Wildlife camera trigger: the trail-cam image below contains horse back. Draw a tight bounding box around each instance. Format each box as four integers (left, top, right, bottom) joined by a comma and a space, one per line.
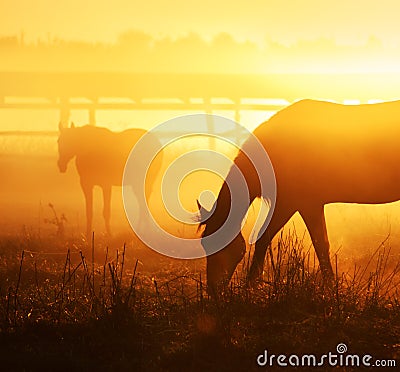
252, 99, 400, 205
75, 127, 149, 187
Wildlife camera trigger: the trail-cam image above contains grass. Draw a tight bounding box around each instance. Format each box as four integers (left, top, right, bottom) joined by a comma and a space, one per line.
0, 229, 399, 371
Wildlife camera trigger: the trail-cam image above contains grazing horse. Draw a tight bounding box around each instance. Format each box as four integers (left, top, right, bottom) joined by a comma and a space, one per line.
198, 99, 400, 293
57, 123, 161, 237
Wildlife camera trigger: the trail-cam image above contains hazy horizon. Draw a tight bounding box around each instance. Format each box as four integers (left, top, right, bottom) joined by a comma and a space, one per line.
1, 29, 400, 74
2, 1, 400, 47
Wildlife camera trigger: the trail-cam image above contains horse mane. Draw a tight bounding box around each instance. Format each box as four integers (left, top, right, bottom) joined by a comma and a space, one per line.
199, 183, 230, 238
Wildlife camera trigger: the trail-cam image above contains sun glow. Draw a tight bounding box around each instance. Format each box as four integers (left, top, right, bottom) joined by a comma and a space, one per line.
2, 1, 400, 240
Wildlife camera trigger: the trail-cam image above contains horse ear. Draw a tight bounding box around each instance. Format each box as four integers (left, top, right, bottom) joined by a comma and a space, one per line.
197, 199, 212, 222
70, 122, 75, 129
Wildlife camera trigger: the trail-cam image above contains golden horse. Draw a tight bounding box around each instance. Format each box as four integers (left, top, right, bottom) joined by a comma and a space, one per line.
199, 99, 400, 292
57, 123, 161, 237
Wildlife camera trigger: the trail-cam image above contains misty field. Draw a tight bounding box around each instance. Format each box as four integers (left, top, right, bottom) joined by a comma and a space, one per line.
0, 228, 399, 371
1, 137, 400, 371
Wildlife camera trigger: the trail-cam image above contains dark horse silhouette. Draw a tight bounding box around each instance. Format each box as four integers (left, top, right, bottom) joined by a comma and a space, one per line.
198, 99, 400, 292
57, 123, 161, 237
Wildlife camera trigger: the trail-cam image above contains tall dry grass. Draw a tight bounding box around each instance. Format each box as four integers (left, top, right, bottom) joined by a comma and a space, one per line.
0, 229, 399, 370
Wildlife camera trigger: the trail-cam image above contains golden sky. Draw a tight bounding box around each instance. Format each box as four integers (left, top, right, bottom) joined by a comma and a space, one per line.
3, 1, 400, 243
2, 0, 400, 46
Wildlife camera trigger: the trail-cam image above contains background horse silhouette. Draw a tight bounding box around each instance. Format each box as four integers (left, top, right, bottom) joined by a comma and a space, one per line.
58, 123, 161, 237
198, 99, 400, 293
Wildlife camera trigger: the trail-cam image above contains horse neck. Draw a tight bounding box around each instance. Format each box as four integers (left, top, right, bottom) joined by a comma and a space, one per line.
69, 130, 83, 157
204, 151, 260, 236
71, 127, 97, 156
204, 181, 233, 236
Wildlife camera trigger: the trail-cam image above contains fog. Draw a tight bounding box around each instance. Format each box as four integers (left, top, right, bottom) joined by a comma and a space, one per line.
2, 124, 400, 272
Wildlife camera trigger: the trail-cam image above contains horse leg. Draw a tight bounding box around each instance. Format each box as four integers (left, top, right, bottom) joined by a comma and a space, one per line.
299, 204, 334, 281
134, 180, 154, 229
248, 202, 295, 284
102, 185, 112, 236
81, 182, 93, 239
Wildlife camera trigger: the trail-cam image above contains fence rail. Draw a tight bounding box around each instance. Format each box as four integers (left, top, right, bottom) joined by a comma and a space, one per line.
1, 71, 400, 126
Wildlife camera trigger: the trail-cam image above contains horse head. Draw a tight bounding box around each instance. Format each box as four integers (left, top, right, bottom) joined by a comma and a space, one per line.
57, 122, 76, 173
197, 199, 246, 295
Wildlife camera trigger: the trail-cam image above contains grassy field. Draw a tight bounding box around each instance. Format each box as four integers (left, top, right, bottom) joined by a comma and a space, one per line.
0, 229, 399, 371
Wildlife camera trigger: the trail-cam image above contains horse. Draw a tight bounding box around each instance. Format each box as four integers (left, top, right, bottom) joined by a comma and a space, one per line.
198, 98, 400, 293
57, 122, 161, 238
